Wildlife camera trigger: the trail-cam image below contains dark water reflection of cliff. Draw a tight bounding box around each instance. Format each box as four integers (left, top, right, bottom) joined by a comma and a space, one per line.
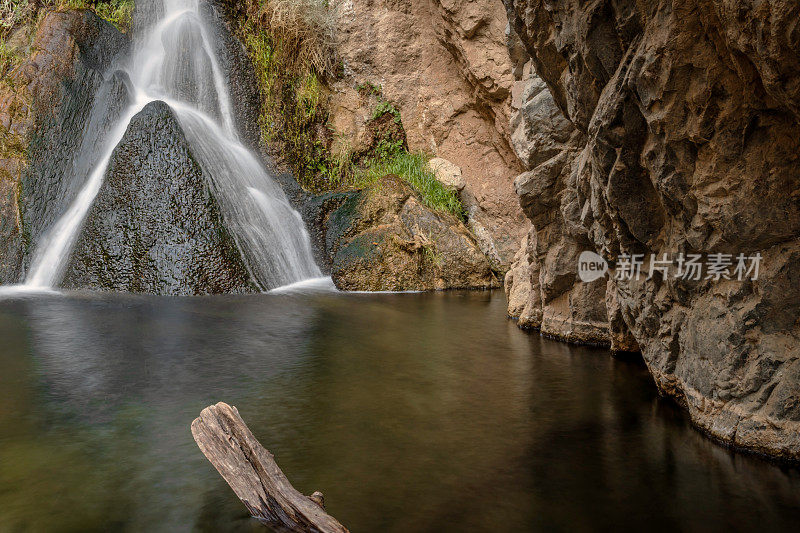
0, 291, 798, 531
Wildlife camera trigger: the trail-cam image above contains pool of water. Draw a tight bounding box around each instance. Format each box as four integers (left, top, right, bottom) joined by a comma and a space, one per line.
0, 290, 798, 531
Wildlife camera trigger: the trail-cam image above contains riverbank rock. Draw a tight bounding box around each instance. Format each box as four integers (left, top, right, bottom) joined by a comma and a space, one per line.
62, 101, 256, 295
306, 175, 497, 291
502, 52, 612, 346
505, 0, 800, 460
0, 9, 129, 284
328, 0, 527, 271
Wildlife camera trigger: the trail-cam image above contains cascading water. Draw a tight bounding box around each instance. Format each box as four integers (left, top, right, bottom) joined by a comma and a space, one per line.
19, 0, 323, 291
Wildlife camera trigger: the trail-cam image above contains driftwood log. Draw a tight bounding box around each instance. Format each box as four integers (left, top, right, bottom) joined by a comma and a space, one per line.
191, 402, 349, 533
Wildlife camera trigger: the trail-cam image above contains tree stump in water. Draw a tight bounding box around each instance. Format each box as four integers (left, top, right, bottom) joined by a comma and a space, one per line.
191, 402, 349, 533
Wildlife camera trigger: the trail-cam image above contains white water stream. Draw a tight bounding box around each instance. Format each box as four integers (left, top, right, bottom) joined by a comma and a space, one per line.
17, 0, 322, 292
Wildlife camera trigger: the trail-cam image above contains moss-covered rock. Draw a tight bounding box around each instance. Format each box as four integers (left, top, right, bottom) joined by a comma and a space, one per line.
307, 174, 498, 291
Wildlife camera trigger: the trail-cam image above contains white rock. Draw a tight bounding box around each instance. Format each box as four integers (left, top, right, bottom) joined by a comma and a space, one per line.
428, 157, 466, 191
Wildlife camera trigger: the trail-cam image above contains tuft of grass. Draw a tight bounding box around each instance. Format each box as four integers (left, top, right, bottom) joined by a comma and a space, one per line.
353, 140, 465, 218
0, 0, 31, 74
0, 39, 21, 75
94, 0, 134, 32
422, 240, 443, 268
247, 0, 336, 77
0, 0, 28, 33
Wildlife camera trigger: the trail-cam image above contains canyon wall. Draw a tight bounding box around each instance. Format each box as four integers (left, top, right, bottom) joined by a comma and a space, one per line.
328, 0, 527, 271
504, 0, 800, 460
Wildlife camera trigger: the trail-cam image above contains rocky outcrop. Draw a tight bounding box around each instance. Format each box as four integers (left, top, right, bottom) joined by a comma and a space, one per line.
62, 101, 257, 295
0, 9, 129, 284
306, 174, 497, 291
503, 57, 613, 345
329, 0, 527, 271
504, 0, 800, 460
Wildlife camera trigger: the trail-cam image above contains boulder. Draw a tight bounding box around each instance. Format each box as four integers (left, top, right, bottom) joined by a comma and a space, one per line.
428, 157, 465, 192
62, 101, 257, 295
306, 175, 498, 291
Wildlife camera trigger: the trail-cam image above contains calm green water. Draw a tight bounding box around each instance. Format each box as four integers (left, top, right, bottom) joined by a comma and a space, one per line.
0, 290, 798, 532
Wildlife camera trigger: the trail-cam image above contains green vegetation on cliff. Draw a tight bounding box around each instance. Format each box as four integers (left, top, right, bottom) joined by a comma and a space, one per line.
233, 0, 464, 217
0, 0, 36, 164
352, 140, 464, 218
240, 11, 331, 187
1, 0, 34, 75
57, 0, 134, 32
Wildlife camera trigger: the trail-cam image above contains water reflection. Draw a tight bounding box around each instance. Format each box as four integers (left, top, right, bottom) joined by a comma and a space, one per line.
0, 291, 798, 531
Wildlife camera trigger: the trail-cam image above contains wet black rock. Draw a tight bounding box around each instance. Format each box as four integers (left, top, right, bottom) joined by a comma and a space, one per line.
62, 101, 257, 295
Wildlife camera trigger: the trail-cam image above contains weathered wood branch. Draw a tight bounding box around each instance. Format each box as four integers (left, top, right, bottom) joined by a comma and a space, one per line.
191, 402, 349, 533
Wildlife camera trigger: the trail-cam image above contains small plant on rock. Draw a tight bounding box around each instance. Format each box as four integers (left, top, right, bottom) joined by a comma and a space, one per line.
371, 98, 402, 125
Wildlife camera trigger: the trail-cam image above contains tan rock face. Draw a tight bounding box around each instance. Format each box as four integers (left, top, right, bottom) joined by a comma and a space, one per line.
505, 0, 800, 460
503, 50, 612, 345
329, 0, 526, 271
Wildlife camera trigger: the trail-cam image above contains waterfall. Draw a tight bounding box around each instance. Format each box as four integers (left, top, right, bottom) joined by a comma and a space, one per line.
21, 0, 322, 291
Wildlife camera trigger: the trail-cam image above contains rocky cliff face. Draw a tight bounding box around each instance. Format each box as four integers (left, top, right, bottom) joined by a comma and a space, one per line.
329, 0, 527, 271
504, 0, 800, 460
0, 9, 129, 284
503, 59, 617, 347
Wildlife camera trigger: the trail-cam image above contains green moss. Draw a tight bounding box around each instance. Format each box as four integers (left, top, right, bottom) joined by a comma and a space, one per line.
335, 231, 381, 264
0, 40, 21, 75
57, 0, 135, 32
0, 126, 26, 161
